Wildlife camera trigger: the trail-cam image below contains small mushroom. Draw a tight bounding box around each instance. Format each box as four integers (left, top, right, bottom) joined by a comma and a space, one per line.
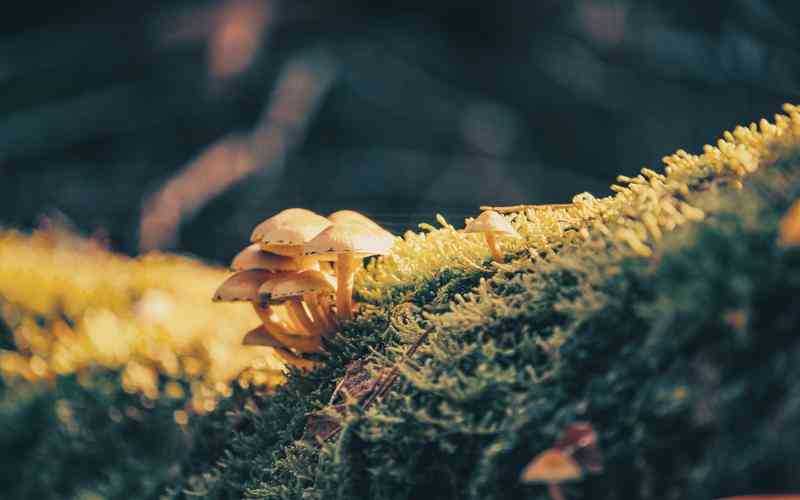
258, 270, 337, 340
464, 210, 521, 262
231, 243, 318, 272
554, 422, 603, 473
250, 302, 326, 353
212, 270, 301, 341
520, 448, 582, 500
212, 269, 277, 302
250, 208, 331, 257
716, 496, 800, 500
779, 199, 800, 247
242, 325, 321, 370
304, 222, 394, 321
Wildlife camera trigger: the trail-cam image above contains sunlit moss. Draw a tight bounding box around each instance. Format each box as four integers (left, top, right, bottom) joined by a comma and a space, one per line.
0, 229, 284, 415
359, 104, 800, 300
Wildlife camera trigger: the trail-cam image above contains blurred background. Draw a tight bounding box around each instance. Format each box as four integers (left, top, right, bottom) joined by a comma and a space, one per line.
0, 0, 798, 264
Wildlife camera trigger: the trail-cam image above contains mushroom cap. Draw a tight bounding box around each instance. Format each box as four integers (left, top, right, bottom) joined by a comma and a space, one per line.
328, 210, 396, 249
716, 497, 800, 500
212, 270, 285, 302
242, 325, 321, 370
258, 270, 336, 302
250, 208, 332, 246
231, 243, 317, 272
303, 222, 394, 260
555, 422, 603, 473
519, 448, 582, 484
242, 325, 283, 348
465, 210, 521, 237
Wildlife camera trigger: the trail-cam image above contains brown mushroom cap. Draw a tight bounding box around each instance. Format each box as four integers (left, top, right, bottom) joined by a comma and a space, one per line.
303, 222, 394, 261
519, 448, 582, 484
242, 325, 321, 370
250, 208, 332, 247
231, 243, 317, 272
258, 270, 336, 302
212, 270, 284, 302
554, 422, 603, 473
465, 210, 521, 237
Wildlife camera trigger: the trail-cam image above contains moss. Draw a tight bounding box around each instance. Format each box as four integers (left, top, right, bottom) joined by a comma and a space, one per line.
163, 109, 800, 499
0, 371, 186, 499
4, 106, 800, 499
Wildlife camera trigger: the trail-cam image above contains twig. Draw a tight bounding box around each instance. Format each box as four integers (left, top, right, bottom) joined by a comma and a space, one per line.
479, 204, 573, 214
321, 329, 431, 441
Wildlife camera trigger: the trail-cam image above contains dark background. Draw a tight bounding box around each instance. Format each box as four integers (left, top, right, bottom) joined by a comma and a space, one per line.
1, 0, 798, 264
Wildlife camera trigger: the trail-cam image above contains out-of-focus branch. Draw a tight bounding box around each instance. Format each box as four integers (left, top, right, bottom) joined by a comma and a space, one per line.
138, 50, 336, 251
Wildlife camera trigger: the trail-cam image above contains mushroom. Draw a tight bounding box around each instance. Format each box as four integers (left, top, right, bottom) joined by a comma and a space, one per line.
242, 325, 321, 371
519, 448, 582, 500
250, 208, 331, 257
212, 269, 276, 303
258, 270, 337, 341
464, 210, 521, 262
554, 422, 603, 473
230, 243, 323, 332
328, 210, 396, 249
231, 243, 318, 272
779, 199, 800, 247
212, 270, 300, 342
304, 222, 394, 321
716, 497, 800, 500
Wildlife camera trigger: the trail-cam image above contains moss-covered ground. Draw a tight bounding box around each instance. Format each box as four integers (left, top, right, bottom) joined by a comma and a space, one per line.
3, 106, 800, 499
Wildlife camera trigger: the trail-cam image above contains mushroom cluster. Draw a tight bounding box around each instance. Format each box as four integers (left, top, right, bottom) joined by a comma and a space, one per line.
213, 208, 394, 370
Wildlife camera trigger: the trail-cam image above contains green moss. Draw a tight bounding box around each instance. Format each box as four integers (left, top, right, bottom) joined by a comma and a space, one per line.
0, 371, 186, 499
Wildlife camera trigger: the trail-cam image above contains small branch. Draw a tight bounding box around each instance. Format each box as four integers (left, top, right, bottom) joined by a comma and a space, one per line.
479, 204, 573, 214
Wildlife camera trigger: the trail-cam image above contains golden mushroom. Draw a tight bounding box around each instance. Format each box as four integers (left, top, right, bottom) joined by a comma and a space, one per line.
258, 270, 337, 340
519, 448, 582, 500
242, 325, 321, 370
227, 245, 315, 333
250, 208, 331, 257
212, 269, 276, 303
231, 243, 318, 272
465, 210, 521, 262
779, 199, 800, 247
304, 222, 394, 321
212, 270, 295, 335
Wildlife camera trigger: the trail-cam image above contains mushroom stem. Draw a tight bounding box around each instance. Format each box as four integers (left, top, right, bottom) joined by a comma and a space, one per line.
252, 303, 295, 337
547, 483, 565, 500
286, 298, 322, 337
335, 253, 357, 320
320, 294, 338, 327
484, 232, 503, 262
271, 303, 306, 333
304, 293, 336, 335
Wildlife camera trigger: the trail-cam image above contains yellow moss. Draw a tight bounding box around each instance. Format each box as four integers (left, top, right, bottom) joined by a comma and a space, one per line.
357, 103, 800, 300
0, 229, 284, 414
